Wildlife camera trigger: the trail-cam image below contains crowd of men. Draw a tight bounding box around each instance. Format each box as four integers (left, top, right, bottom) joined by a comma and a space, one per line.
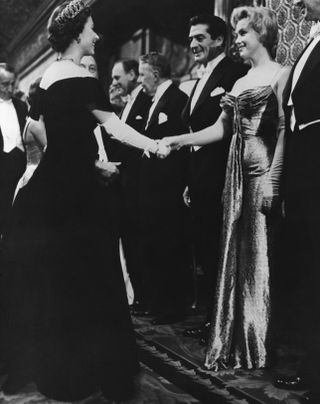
102, 15, 249, 330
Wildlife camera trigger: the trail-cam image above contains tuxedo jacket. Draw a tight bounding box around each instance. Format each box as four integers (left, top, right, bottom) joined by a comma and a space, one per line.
182, 56, 249, 198
140, 83, 188, 231
283, 39, 320, 193
103, 89, 151, 188
0, 97, 27, 155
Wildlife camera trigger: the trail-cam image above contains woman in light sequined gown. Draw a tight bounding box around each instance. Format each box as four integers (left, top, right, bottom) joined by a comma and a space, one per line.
164, 6, 290, 370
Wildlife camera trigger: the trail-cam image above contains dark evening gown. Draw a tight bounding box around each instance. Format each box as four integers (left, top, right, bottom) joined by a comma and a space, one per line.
0, 77, 139, 401
205, 86, 279, 370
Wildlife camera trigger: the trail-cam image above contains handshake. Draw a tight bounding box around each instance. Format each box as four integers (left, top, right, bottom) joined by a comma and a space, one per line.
154, 139, 171, 159
153, 136, 182, 159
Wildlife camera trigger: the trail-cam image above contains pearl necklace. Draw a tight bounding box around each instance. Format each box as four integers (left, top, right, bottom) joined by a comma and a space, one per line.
56, 56, 80, 65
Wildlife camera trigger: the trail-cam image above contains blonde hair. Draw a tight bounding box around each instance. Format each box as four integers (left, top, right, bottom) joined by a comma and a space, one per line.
231, 6, 278, 58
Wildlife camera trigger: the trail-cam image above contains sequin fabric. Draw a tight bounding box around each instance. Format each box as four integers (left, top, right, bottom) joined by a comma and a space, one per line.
205, 86, 279, 370
13, 119, 44, 201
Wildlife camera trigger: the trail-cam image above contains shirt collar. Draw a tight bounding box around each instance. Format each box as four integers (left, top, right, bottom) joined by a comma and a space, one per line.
153, 79, 172, 103
125, 84, 142, 103
130, 84, 142, 100
197, 52, 226, 78
0, 97, 13, 104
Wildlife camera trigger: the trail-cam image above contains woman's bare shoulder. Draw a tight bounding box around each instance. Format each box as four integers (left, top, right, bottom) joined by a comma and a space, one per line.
40, 60, 92, 90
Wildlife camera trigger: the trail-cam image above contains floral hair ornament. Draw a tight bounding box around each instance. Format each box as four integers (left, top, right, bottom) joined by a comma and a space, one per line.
55, 0, 85, 26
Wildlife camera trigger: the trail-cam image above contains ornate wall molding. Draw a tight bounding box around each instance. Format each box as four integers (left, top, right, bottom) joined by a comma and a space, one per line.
8, 0, 97, 75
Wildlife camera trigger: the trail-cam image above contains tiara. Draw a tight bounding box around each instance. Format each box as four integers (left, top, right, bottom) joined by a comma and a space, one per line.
55, 0, 85, 26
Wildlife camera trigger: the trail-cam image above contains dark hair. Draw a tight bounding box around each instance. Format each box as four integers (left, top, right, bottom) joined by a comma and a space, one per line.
0, 62, 15, 75
231, 6, 278, 59
139, 52, 171, 79
48, 1, 91, 53
27, 77, 42, 107
115, 59, 139, 77
189, 14, 227, 47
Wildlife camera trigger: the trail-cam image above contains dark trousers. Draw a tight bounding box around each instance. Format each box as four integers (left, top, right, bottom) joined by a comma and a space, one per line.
285, 189, 320, 391
190, 187, 223, 322
0, 148, 26, 236
139, 193, 190, 317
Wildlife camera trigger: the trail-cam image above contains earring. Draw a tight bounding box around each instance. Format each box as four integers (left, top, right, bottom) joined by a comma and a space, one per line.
76, 37, 80, 44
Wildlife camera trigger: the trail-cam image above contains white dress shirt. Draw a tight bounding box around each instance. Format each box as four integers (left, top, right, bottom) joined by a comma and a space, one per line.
145, 79, 172, 128
288, 35, 320, 131
190, 52, 226, 113
0, 98, 24, 152
121, 85, 143, 123
94, 85, 144, 162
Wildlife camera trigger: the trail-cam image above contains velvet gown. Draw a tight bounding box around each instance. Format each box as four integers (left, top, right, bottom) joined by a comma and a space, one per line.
205, 86, 280, 370
0, 76, 139, 401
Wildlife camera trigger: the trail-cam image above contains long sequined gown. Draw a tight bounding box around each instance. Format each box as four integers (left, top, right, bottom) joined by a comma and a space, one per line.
205, 86, 279, 370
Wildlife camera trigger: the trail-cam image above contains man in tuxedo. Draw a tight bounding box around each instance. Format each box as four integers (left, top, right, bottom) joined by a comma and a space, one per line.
181, 15, 248, 343
0, 63, 26, 237
138, 52, 190, 324
274, 1, 320, 401
107, 59, 152, 314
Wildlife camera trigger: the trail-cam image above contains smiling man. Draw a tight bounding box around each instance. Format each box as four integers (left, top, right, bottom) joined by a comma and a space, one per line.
181, 14, 248, 344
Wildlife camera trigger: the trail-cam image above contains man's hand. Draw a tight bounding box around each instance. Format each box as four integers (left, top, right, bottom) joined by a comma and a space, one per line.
95, 160, 121, 185
163, 135, 184, 151
155, 139, 171, 159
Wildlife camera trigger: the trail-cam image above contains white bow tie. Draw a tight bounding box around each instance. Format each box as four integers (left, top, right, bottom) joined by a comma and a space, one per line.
152, 94, 160, 103
309, 22, 320, 40
196, 65, 207, 79
123, 94, 133, 104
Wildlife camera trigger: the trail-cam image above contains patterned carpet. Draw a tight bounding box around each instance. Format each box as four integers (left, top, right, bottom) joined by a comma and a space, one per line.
133, 310, 308, 404
0, 310, 308, 403
0, 363, 201, 404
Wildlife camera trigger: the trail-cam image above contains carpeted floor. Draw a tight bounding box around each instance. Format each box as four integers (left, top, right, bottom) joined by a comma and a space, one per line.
0, 309, 308, 403
133, 309, 307, 404
0, 363, 201, 404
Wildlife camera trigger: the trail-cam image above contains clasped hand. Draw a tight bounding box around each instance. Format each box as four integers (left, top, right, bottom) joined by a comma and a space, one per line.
155, 139, 171, 159
95, 160, 121, 185
155, 136, 183, 159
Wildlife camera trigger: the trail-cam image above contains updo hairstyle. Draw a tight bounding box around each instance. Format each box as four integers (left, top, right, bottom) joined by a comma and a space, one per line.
27, 77, 42, 108
231, 6, 279, 59
48, 0, 91, 53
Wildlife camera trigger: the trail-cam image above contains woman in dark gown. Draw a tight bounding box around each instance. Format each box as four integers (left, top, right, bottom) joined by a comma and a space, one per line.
0, 1, 160, 401
164, 6, 290, 370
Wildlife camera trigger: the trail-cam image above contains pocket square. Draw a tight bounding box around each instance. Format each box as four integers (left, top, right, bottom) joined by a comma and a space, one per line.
210, 87, 225, 97
158, 112, 168, 124
135, 115, 143, 120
